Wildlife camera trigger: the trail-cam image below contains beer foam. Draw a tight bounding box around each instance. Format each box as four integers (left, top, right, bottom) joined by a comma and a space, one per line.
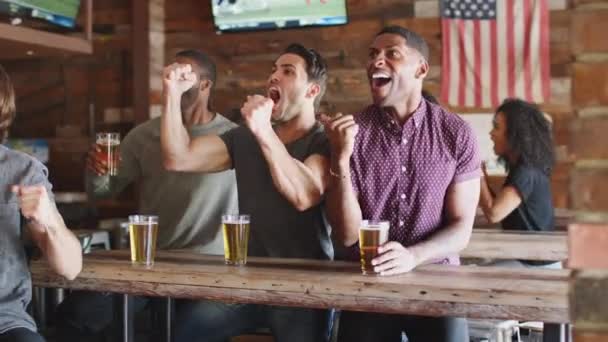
223, 220, 249, 224
97, 138, 120, 146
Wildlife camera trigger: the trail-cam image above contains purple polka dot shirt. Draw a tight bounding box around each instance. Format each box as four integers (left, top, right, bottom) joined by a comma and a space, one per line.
348, 99, 481, 265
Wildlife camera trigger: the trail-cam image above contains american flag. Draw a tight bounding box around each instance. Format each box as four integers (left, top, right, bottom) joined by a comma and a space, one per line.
440, 0, 550, 108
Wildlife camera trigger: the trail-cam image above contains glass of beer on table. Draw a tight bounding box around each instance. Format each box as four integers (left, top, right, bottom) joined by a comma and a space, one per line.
128, 215, 159, 267
222, 214, 250, 265
359, 220, 389, 275
96, 132, 120, 176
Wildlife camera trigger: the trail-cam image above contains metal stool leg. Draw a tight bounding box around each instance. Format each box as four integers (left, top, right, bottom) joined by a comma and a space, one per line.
32, 287, 47, 331
113, 293, 134, 342
152, 297, 174, 342
162, 297, 174, 342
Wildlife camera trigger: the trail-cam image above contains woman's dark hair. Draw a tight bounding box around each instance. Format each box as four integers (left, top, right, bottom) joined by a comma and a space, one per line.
496, 98, 555, 174
283, 43, 328, 110
0, 64, 16, 143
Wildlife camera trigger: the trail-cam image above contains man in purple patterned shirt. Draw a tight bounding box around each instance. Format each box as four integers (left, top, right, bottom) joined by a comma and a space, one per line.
323, 26, 481, 342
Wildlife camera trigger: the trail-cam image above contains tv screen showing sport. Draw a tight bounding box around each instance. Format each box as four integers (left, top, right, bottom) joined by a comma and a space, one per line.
211, 0, 348, 33
0, 0, 81, 28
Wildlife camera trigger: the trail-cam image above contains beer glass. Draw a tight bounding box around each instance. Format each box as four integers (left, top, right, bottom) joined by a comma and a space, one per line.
129, 215, 159, 267
96, 132, 120, 176
222, 214, 250, 265
358, 220, 389, 275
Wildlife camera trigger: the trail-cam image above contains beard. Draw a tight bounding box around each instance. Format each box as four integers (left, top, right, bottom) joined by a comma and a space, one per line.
180, 84, 199, 112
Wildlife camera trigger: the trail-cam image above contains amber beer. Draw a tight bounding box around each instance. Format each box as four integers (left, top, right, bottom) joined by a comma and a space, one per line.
222, 214, 250, 265
129, 215, 159, 267
359, 220, 389, 275
96, 132, 120, 176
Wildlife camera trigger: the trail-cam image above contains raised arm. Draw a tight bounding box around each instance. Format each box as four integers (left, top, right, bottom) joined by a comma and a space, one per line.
242, 95, 329, 211
321, 114, 362, 246
13, 185, 82, 280
160, 63, 231, 172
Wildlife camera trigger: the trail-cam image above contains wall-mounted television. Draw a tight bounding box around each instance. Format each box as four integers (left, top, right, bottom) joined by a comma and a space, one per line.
0, 0, 81, 28
211, 0, 348, 33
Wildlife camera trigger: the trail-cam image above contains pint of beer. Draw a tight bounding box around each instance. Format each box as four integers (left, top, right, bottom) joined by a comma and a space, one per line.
358, 220, 389, 275
222, 214, 250, 265
129, 215, 159, 267
96, 132, 121, 176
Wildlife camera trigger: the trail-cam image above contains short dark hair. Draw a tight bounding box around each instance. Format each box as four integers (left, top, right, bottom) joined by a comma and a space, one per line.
0, 64, 16, 143
283, 43, 328, 110
176, 49, 217, 110
376, 25, 429, 62
496, 98, 555, 174
175, 49, 217, 87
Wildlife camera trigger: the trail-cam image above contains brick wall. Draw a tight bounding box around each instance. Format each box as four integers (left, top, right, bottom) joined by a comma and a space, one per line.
158, 0, 576, 208
568, 0, 608, 340
2, 0, 133, 191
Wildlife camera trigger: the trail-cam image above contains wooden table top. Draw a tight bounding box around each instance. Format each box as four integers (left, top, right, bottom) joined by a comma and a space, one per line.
31, 250, 570, 323
463, 229, 567, 261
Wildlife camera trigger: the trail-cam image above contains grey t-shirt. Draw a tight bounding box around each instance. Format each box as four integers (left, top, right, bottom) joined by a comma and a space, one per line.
219, 124, 333, 260
0, 145, 50, 334
91, 114, 239, 253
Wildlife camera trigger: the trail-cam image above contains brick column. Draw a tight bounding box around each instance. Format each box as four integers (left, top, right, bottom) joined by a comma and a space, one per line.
149, 0, 165, 119
569, 1, 608, 341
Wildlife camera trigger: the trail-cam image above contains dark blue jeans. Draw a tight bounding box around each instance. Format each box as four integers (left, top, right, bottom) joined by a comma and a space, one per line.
173, 299, 327, 342
0, 328, 45, 342
54, 291, 148, 342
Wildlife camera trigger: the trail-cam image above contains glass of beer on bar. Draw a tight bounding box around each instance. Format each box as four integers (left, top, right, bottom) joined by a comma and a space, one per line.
96, 132, 120, 176
222, 214, 250, 265
359, 220, 389, 275
129, 215, 159, 267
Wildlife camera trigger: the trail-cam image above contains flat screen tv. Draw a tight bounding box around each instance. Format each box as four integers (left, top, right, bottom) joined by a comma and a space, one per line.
211, 0, 348, 33
0, 0, 81, 28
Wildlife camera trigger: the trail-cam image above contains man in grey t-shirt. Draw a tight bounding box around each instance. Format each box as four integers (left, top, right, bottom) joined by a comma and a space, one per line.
0, 64, 82, 342
161, 44, 332, 342
56, 50, 238, 341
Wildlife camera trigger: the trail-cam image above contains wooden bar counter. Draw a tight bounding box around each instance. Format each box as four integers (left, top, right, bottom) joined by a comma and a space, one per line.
463, 229, 568, 261
31, 250, 570, 323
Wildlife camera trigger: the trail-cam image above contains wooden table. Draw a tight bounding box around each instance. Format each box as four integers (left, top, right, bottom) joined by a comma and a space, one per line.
463, 229, 568, 261
474, 208, 572, 231
31, 250, 569, 324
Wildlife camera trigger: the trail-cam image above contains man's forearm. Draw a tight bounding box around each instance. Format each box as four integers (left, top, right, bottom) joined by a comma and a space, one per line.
325, 160, 361, 247
33, 210, 82, 280
256, 131, 324, 211
409, 218, 473, 265
161, 92, 192, 169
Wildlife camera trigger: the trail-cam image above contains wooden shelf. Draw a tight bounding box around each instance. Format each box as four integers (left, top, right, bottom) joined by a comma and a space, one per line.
0, 0, 92, 59
0, 23, 92, 59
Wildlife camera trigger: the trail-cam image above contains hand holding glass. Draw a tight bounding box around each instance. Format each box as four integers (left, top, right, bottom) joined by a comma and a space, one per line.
358, 220, 389, 275
95, 132, 120, 176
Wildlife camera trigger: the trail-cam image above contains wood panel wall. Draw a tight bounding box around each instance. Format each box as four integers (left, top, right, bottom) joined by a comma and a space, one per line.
2, 0, 133, 191
162, 0, 574, 208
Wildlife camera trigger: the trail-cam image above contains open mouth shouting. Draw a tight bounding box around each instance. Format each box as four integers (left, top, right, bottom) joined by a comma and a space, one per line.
370, 70, 392, 90
267, 86, 282, 111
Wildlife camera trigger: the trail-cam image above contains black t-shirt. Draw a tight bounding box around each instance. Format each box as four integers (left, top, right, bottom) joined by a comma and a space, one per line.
501, 164, 555, 265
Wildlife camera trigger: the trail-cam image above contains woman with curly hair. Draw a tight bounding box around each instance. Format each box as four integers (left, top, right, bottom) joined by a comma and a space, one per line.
480, 98, 557, 264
